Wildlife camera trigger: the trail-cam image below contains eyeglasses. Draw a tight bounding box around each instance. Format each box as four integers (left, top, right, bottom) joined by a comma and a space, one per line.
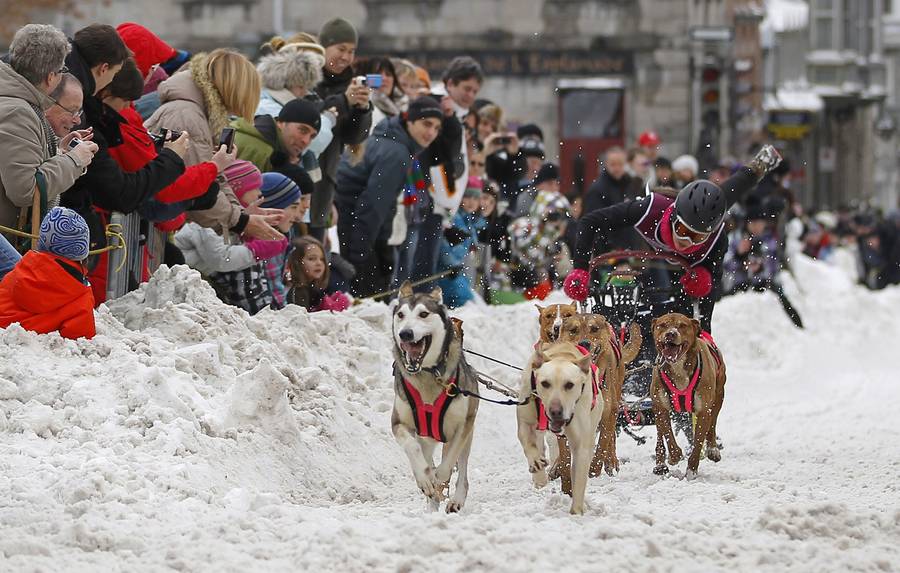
51, 98, 82, 118
56, 65, 69, 75
672, 217, 711, 245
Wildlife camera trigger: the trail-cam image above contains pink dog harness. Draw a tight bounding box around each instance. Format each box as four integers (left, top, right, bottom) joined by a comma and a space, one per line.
659, 331, 722, 413
532, 345, 601, 433
400, 369, 459, 443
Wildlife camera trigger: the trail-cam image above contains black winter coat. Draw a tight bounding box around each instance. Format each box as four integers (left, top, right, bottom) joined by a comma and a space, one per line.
311, 67, 374, 228
582, 170, 639, 216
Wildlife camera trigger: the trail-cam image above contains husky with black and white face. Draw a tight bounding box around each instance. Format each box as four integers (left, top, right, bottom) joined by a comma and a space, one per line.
392, 287, 449, 374
390, 282, 480, 514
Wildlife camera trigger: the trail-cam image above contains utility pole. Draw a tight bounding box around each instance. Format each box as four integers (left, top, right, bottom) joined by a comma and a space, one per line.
273, 0, 284, 35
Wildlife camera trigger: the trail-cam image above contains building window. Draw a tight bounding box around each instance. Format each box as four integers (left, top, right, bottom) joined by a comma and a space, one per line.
813, 66, 839, 85
815, 17, 834, 49
812, 0, 837, 50
843, 0, 860, 52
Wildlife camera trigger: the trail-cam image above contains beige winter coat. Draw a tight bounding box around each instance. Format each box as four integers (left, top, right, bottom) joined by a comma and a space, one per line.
0, 61, 83, 230
144, 55, 242, 233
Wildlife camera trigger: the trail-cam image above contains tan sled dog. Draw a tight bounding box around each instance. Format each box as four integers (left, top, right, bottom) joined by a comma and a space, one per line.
557, 314, 642, 477
650, 312, 726, 478
517, 342, 601, 515
391, 283, 479, 512
535, 303, 579, 343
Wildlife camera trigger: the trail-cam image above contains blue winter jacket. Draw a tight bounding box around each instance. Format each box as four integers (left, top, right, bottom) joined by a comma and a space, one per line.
334, 116, 423, 263
438, 209, 486, 308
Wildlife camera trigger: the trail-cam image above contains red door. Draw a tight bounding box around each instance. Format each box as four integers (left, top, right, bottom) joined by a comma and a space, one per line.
557, 87, 626, 198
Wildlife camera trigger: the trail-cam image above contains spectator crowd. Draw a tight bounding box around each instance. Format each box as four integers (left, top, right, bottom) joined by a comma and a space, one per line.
0, 18, 897, 340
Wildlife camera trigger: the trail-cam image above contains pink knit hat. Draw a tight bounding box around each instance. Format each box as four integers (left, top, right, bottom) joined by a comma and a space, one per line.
463, 175, 483, 198
223, 160, 263, 203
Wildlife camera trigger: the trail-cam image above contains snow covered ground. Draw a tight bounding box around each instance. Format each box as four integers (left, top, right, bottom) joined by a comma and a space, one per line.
1, 258, 898, 572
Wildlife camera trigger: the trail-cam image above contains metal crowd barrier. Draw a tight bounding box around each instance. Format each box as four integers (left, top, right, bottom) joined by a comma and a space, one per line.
105, 211, 167, 302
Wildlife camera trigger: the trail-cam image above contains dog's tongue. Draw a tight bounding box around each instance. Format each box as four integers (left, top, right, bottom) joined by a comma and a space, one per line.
661, 342, 681, 362
401, 340, 425, 364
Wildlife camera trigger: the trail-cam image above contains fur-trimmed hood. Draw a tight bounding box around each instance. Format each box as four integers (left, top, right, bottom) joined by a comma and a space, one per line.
257, 49, 324, 93
154, 52, 231, 142
189, 53, 231, 140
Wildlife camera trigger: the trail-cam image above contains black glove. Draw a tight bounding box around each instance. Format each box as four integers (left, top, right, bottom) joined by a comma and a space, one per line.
443, 226, 468, 246
187, 182, 220, 211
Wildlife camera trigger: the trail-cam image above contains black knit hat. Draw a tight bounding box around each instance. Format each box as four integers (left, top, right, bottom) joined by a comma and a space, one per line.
319, 18, 358, 48
405, 96, 443, 123
533, 162, 560, 186
517, 123, 544, 142
277, 99, 321, 132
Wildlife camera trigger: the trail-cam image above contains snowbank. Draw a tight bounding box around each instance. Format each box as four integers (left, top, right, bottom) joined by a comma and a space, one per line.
0, 260, 898, 572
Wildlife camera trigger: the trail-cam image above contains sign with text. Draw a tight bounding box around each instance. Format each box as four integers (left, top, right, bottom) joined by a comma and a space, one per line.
381, 49, 633, 77
766, 110, 813, 140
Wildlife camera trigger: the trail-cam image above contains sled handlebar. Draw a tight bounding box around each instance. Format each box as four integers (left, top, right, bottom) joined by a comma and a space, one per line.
589, 250, 691, 272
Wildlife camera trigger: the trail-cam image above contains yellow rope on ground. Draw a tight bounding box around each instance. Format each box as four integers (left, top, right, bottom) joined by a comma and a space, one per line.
0, 222, 128, 272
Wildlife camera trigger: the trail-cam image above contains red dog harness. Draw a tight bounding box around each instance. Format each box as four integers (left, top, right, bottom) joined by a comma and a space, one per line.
400, 367, 459, 443
532, 345, 601, 433
659, 331, 722, 413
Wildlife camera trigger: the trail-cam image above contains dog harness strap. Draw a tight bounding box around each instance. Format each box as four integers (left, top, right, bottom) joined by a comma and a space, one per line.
607, 325, 622, 363
531, 373, 549, 432
700, 331, 723, 370
659, 356, 702, 413
592, 370, 603, 411
574, 344, 603, 405
401, 376, 457, 442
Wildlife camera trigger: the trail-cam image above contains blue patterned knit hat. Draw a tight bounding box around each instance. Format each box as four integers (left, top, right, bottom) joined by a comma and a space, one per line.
38, 207, 90, 261
260, 172, 302, 209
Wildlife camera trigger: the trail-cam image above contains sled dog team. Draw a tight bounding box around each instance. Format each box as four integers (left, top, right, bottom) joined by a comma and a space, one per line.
390, 283, 727, 515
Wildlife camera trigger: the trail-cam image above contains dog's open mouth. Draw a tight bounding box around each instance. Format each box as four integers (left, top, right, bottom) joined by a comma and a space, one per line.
548, 419, 565, 434
657, 340, 685, 363
548, 414, 573, 434
400, 335, 432, 372
548, 326, 560, 341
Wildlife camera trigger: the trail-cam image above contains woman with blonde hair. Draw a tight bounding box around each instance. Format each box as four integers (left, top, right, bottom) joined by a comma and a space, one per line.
146, 49, 280, 239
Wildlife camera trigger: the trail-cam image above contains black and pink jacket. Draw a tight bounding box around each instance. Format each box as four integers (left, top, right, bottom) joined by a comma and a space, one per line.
572, 166, 761, 330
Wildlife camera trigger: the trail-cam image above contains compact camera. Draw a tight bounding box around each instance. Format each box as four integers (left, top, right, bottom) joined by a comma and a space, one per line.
359, 74, 383, 88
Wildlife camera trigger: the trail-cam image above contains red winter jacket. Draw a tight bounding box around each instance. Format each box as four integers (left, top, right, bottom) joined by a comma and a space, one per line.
109, 106, 218, 204
0, 251, 96, 339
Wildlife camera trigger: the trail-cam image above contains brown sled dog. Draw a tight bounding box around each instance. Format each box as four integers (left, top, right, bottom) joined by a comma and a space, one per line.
650, 312, 726, 479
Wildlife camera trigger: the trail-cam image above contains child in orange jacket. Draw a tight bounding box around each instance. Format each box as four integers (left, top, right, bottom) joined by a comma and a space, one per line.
0, 207, 96, 339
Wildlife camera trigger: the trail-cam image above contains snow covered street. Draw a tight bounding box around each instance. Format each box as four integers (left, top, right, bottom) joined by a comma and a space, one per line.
1, 258, 898, 572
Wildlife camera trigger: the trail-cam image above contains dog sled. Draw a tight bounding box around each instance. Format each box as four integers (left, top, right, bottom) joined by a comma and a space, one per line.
585, 250, 700, 445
